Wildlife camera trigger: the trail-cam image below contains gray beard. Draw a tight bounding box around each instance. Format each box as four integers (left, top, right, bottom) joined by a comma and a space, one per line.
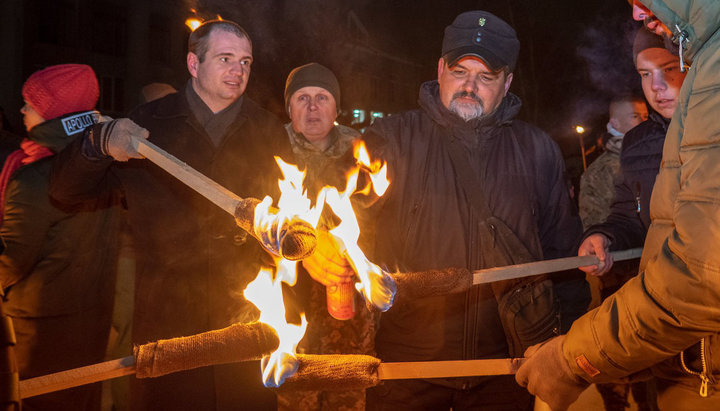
449, 99, 484, 122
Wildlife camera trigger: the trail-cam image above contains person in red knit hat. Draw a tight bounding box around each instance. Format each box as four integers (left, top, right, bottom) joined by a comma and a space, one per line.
0, 63, 123, 411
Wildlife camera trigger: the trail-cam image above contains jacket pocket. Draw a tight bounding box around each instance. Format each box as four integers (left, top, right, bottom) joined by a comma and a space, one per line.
496, 278, 560, 357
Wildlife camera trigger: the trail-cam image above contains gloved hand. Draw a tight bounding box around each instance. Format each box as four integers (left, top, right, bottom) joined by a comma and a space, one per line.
515, 335, 590, 411
85, 118, 149, 161
302, 229, 355, 287
578, 233, 613, 276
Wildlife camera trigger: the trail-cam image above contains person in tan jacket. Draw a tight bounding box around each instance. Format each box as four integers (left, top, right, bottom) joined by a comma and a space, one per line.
516, 1, 720, 409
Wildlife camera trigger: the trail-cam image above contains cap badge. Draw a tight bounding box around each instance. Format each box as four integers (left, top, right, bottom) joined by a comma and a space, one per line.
478, 18, 486, 26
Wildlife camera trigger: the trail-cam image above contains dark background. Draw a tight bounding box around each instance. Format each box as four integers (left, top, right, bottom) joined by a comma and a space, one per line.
0, 0, 645, 171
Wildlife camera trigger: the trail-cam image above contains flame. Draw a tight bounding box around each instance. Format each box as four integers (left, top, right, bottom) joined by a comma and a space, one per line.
185, 17, 202, 31
575, 125, 585, 134
323, 169, 396, 312
253, 158, 324, 256
244, 260, 307, 387
354, 141, 389, 196
244, 145, 394, 387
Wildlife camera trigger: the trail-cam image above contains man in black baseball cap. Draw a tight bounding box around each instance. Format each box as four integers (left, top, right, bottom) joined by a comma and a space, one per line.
435, 10, 521, 122
442, 10, 520, 72
303, 8, 585, 411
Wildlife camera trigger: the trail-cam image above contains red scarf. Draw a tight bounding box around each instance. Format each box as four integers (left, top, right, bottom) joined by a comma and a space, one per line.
0, 139, 54, 225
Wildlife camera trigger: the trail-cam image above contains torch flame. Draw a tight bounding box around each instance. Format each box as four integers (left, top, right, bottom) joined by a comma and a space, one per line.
354, 141, 389, 196
244, 261, 307, 387
243, 145, 394, 387
322, 162, 396, 312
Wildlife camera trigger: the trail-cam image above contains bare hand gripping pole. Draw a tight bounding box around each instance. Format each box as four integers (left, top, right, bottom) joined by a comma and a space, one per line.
131, 137, 317, 260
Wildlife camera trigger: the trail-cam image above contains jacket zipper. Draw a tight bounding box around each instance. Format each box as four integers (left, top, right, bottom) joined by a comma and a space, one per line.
680, 337, 710, 397
673, 24, 690, 73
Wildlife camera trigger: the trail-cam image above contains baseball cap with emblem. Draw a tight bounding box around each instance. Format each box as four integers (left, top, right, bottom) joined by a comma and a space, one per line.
442, 11, 520, 72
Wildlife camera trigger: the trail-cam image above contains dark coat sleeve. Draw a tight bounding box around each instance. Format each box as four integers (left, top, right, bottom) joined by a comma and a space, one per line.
49, 127, 120, 206
583, 170, 647, 250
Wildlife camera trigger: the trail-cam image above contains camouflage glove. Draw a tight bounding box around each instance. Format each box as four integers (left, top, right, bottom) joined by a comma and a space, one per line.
84, 118, 149, 161
515, 335, 590, 411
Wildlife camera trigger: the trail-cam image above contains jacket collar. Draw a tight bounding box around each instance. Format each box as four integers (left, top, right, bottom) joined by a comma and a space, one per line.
150, 82, 264, 130
418, 80, 521, 131
29, 110, 101, 153
649, 111, 671, 131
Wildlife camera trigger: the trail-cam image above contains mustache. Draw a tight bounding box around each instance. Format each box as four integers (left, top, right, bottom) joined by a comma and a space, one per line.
451, 91, 483, 104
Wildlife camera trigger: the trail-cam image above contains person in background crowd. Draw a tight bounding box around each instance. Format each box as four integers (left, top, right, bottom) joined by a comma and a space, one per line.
517, 1, 720, 409
579, 94, 647, 231
140, 82, 177, 104
0, 64, 122, 411
276, 62, 373, 411
578, 94, 647, 310
50, 20, 291, 410
305, 10, 586, 410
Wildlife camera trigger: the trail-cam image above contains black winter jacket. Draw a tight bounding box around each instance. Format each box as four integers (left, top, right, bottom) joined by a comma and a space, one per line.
1, 112, 122, 318
364, 81, 583, 378
50, 89, 291, 409
584, 112, 668, 250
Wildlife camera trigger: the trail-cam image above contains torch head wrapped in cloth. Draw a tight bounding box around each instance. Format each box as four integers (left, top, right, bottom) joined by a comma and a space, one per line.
234, 197, 317, 261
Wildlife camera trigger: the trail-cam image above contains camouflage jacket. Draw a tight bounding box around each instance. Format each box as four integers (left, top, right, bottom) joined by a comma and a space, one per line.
578, 150, 621, 230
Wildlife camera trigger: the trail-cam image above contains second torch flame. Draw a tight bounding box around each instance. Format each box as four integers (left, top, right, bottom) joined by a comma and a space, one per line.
244, 141, 394, 387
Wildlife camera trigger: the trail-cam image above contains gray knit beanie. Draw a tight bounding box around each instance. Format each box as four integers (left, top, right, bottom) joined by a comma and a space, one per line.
284, 63, 340, 112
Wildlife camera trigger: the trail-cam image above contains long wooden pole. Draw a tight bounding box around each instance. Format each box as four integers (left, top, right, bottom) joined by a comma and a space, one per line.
133, 137, 241, 216
378, 358, 523, 380
19, 356, 136, 399
19, 357, 522, 399
473, 247, 643, 285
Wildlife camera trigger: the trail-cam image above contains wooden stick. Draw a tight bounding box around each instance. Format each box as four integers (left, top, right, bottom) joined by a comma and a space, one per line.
378, 358, 523, 380
20, 356, 136, 399
132, 137, 317, 260
20, 356, 524, 398
133, 137, 241, 216
473, 247, 643, 285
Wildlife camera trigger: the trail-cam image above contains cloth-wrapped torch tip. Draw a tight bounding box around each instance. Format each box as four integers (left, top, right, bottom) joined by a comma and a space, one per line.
134, 322, 279, 378
276, 354, 382, 392
389, 267, 472, 305
234, 198, 317, 260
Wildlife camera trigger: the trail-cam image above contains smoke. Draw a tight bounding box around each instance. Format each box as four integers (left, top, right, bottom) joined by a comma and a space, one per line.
572, 15, 643, 130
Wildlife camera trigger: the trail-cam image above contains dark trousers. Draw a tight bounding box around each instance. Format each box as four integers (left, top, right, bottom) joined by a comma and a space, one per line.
367, 376, 533, 411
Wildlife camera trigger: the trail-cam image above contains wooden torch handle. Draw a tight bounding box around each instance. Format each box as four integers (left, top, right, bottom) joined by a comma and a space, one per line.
19, 356, 136, 399
473, 247, 643, 285
133, 136, 242, 216
378, 358, 524, 380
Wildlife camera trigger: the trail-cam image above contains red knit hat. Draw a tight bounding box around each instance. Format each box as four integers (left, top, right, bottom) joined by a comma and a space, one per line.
22, 64, 99, 121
